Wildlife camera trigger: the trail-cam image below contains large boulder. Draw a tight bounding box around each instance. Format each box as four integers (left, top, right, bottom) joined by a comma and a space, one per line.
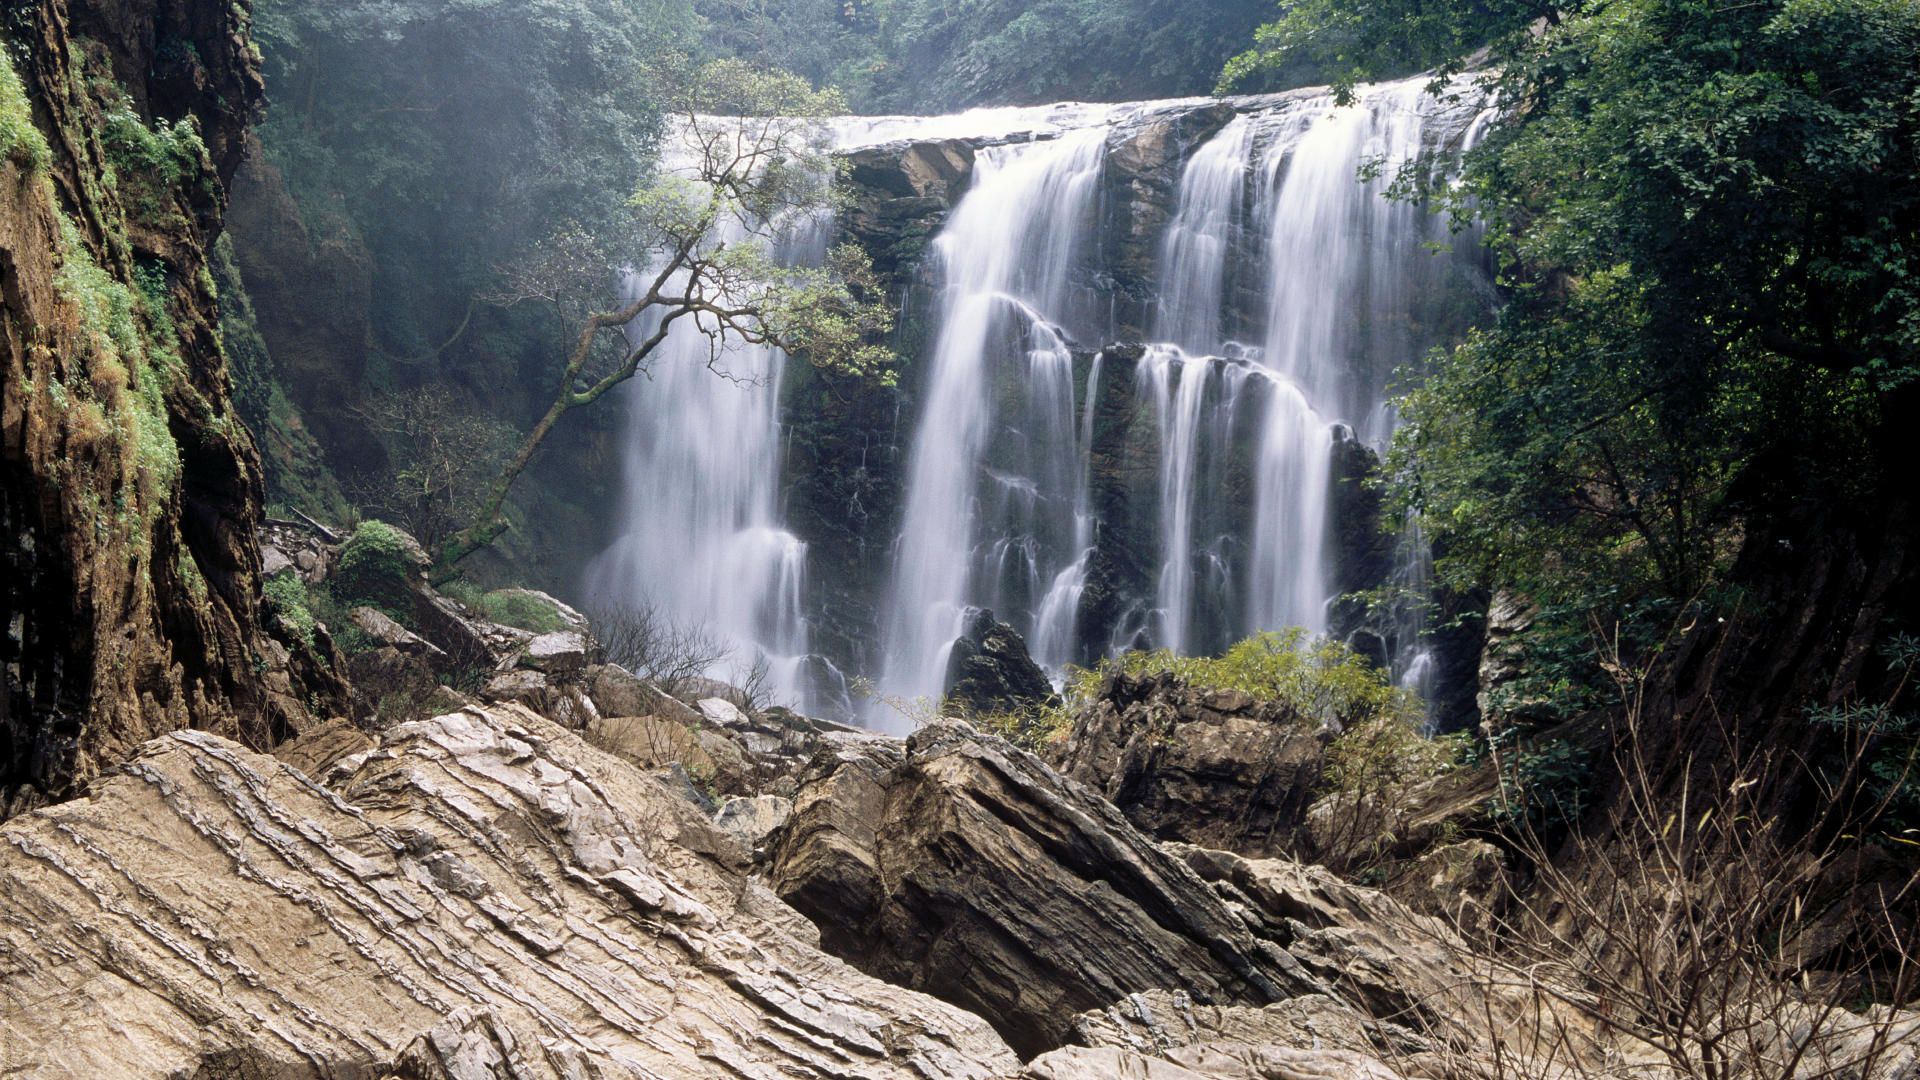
943, 608, 1058, 716
0, 707, 1021, 1079
764, 719, 1318, 1056
1047, 671, 1329, 856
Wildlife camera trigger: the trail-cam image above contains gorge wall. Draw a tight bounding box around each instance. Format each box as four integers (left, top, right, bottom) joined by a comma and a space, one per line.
1, 0, 343, 817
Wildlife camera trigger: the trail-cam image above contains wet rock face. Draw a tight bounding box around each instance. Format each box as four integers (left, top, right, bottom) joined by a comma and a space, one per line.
1047, 672, 1331, 857
943, 608, 1058, 715
0, 706, 1022, 1079
765, 719, 1319, 1057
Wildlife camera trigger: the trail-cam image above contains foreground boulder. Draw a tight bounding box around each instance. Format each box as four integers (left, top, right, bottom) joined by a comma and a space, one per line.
765, 719, 1322, 1056
0, 706, 1020, 1079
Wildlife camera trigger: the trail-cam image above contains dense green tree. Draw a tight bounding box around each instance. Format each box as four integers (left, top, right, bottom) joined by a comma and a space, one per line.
701, 0, 1278, 112
1218, 0, 1556, 102
1364, 0, 1920, 707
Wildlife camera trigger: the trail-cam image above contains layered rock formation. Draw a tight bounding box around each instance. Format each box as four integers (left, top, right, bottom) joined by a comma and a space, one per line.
2, 0, 343, 818
0, 706, 1023, 1078
766, 720, 1317, 1054
6, 697, 1914, 1079
1048, 671, 1329, 856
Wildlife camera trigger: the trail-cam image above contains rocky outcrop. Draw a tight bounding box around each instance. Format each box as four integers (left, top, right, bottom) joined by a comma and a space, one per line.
943, 608, 1058, 715
1048, 672, 1329, 857
2, 0, 346, 818
843, 139, 975, 288
765, 719, 1324, 1056
1476, 589, 1540, 734
0, 705, 1023, 1078
5, 699, 1910, 1079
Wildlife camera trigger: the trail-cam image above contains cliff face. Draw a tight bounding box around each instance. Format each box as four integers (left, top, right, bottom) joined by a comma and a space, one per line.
1, 0, 343, 817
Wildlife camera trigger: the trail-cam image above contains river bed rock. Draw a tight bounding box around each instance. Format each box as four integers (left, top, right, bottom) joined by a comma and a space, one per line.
1048, 671, 1330, 857
0, 706, 1022, 1079
765, 718, 1326, 1056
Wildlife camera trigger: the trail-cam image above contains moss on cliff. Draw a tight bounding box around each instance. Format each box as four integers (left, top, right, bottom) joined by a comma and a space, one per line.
2, 0, 346, 817
0, 52, 49, 173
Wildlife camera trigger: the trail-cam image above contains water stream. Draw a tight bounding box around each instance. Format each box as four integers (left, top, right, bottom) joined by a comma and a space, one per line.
590, 76, 1494, 727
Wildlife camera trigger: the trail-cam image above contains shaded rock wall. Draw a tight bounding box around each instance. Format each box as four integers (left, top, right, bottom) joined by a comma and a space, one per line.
1048, 671, 1330, 856
2, 0, 342, 818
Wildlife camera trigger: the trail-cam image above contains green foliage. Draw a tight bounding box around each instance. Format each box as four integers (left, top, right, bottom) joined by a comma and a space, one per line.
254, 0, 695, 362
48, 209, 184, 540
438, 57, 895, 571
262, 572, 318, 650
1369, 0, 1920, 712
1325, 717, 1473, 796
100, 107, 212, 189
333, 520, 420, 604
353, 386, 520, 551
1489, 733, 1595, 835
702, 0, 1276, 111
441, 582, 570, 634
1218, 0, 1552, 102
1808, 633, 1920, 846
1086, 629, 1423, 731
973, 702, 1076, 755
0, 49, 50, 172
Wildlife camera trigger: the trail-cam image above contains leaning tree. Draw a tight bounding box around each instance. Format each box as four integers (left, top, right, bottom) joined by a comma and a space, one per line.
435, 57, 894, 573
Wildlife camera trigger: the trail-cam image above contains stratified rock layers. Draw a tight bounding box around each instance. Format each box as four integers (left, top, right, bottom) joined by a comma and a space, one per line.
764, 720, 1322, 1056
0, 706, 1020, 1079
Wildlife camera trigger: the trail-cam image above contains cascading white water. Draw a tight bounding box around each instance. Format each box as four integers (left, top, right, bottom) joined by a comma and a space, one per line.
584, 213, 829, 710
865, 77, 1492, 713
585, 77, 1492, 725
1143, 115, 1252, 654
877, 128, 1109, 713
1153, 116, 1253, 355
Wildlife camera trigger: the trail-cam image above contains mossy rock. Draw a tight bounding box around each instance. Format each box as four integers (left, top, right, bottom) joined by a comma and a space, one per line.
332, 520, 429, 606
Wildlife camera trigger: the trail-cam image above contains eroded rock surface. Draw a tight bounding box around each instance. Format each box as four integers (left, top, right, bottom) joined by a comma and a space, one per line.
765, 719, 1322, 1056
0, 706, 1021, 1079
943, 608, 1058, 716
1048, 672, 1329, 857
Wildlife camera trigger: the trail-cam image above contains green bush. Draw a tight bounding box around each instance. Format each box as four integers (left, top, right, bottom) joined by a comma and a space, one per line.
333, 520, 420, 605
262, 572, 317, 650
1489, 734, 1595, 836
974, 702, 1075, 755
1086, 629, 1422, 731
0, 51, 50, 173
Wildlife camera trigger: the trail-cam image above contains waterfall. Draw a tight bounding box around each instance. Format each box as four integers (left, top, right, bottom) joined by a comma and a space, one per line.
877, 128, 1109, 711
583, 76, 1493, 725
862, 77, 1492, 714
1152, 116, 1253, 355
584, 213, 831, 711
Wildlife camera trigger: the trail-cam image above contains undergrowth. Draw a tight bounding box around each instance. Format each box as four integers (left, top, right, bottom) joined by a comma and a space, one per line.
442, 581, 570, 633
959, 629, 1433, 756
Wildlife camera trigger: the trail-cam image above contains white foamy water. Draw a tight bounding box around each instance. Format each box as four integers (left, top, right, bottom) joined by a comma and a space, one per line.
594, 75, 1494, 725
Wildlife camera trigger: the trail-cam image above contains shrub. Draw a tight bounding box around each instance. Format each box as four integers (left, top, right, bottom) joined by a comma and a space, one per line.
1489, 733, 1595, 837
0, 51, 50, 173
975, 702, 1076, 754
1084, 629, 1422, 731
443, 582, 569, 634
262, 572, 317, 650
333, 520, 420, 605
